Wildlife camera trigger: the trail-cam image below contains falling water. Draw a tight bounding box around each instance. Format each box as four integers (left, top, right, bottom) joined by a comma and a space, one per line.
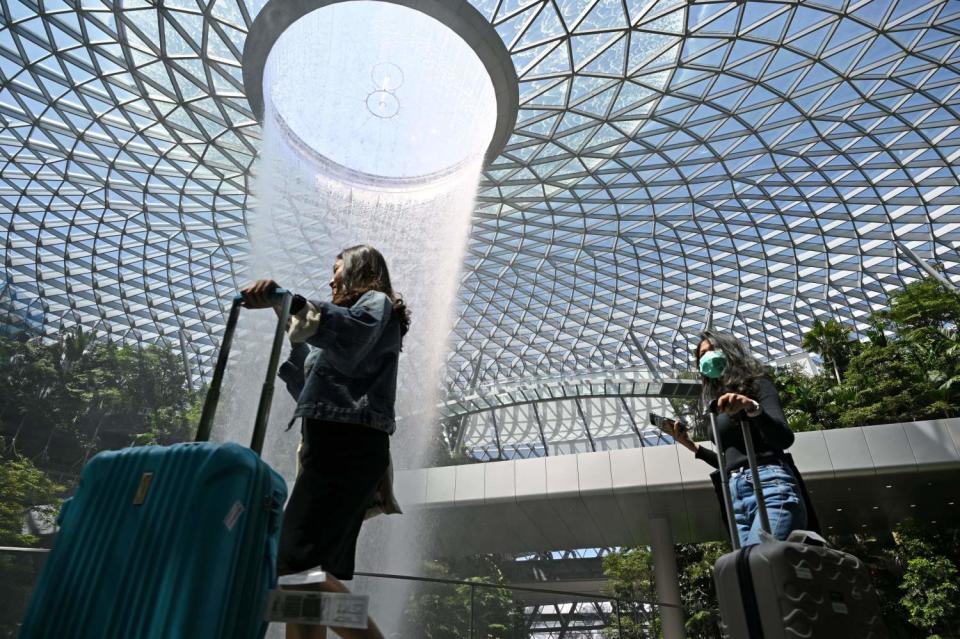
209, 3, 497, 635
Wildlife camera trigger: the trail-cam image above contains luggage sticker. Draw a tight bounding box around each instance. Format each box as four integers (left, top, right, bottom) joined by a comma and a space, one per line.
224, 500, 245, 531
132, 472, 154, 506
794, 565, 813, 580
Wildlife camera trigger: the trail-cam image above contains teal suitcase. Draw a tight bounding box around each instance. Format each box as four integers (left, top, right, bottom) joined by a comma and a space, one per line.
19, 292, 294, 639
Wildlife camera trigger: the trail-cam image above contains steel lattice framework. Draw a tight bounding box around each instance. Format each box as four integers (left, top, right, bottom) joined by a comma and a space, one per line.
2, 0, 960, 454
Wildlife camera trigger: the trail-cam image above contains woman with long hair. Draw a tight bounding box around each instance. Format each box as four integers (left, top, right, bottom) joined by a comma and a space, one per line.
664, 329, 815, 546
241, 244, 410, 639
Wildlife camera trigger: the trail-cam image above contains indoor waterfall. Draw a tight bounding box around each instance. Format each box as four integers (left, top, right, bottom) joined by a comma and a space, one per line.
210, 2, 499, 635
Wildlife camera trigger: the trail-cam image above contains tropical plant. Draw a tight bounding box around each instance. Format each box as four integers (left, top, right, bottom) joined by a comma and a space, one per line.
775, 278, 960, 430
799, 317, 853, 385
676, 542, 728, 638
404, 557, 515, 638
0, 444, 62, 637
602, 546, 660, 638
0, 330, 203, 483
892, 520, 960, 637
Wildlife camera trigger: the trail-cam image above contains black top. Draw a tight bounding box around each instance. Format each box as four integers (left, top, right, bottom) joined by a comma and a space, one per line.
695, 376, 794, 475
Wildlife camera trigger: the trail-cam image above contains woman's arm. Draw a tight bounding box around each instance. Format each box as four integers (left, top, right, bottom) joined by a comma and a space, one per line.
664, 421, 719, 469
277, 342, 310, 400
694, 444, 720, 469
287, 291, 394, 372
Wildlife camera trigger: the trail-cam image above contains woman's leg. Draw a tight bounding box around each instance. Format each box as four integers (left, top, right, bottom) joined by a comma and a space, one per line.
282, 582, 327, 639
284, 578, 384, 639
279, 422, 390, 639
745, 464, 807, 544
729, 473, 755, 547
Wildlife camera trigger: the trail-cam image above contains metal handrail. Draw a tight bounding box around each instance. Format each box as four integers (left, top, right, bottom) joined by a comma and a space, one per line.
352, 570, 683, 609
0, 546, 679, 610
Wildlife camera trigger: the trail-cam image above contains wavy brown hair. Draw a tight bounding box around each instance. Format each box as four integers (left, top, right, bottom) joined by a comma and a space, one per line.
333, 244, 411, 336
695, 329, 766, 411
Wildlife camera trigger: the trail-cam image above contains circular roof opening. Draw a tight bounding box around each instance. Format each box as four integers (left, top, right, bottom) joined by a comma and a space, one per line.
262, 1, 500, 183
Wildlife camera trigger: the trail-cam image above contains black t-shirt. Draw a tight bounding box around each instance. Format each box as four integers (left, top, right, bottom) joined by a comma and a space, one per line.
694, 376, 795, 474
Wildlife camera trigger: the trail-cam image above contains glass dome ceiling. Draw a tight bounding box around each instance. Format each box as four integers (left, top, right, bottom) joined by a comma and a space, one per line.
1, 0, 959, 451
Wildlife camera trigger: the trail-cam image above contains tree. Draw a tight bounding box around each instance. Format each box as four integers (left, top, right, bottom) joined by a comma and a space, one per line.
0, 330, 204, 482
770, 364, 836, 431
0, 447, 62, 547
780, 278, 960, 429
892, 520, 960, 637
883, 278, 960, 331
0, 444, 63, 637
801, 318, 853, 385
836, 341, 943, 427
833, 280, 960, 427
0, 329, 204, 636
602, 547, 659, 638
404, 557, 516, 638
676, 543, 728, 638
603, 543, 730, 639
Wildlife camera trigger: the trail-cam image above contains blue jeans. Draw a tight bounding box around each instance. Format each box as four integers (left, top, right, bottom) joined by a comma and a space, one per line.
729, 463, 807, 546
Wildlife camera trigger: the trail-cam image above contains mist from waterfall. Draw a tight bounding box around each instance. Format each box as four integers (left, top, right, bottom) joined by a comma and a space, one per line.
209, 4, 496, 634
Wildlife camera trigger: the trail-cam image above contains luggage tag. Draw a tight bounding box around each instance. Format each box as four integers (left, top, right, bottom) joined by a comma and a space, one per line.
264, 590, 369, 628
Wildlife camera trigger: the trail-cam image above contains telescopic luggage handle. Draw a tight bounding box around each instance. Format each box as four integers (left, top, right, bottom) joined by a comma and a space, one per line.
195, 288, 293, 455
708, 399, 772, 549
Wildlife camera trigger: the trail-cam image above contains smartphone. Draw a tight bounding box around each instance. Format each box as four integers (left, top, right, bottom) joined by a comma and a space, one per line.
649, 413, 686, 434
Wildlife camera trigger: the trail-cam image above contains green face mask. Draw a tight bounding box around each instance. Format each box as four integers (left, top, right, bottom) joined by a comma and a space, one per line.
699, 350, 726, 379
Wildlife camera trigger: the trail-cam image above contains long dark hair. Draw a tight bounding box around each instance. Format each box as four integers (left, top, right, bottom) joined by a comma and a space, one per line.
695, 329, 766, 411
333, 244, 411, 336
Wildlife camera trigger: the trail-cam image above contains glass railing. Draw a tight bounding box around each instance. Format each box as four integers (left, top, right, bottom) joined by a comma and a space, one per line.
0, 545, 49, 637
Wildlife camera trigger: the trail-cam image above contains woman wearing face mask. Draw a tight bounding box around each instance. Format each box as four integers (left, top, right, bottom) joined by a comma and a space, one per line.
664, 330, 816, 546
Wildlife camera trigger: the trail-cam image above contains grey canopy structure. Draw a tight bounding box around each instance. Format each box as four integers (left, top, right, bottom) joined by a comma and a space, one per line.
1, 0, 959, 455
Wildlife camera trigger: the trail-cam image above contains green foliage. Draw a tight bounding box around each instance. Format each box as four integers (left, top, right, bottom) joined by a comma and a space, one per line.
404, 557, 517, 638
839, 279, 960, 425
891, 520, 960, 636
603, 543, 729, 639
676, 542, 728, 638
602, 547, 659, 638
0, 446, 62, 637
801, 317, 853, 384
900, 556, 958, 632
0, 329, 204, 479
774, 277, 960, 430
768, 279, 960, 637
769, 364, 839, 432
0, 445, 62, 547
884, 278, 960, 330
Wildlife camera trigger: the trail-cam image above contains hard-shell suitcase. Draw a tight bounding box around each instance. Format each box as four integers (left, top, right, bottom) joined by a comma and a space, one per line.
19, 292, 294, 639
709, 401, 887, 639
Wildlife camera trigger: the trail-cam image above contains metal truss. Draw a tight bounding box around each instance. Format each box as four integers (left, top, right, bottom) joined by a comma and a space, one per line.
1, 0, 959, 454
522, 600, 619, 638
444, 370, 696, 459
441, 368, 699, 418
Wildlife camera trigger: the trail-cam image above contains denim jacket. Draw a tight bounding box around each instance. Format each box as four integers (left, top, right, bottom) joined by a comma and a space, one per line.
277, 290, 402, 435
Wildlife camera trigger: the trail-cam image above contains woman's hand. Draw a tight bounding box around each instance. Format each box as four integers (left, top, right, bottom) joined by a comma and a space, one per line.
664, 420, 697, 452
716, 392, 758, 415
240, 279, 281, 309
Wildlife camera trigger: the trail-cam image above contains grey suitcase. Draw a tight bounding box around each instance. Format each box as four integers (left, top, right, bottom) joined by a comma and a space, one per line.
709, 401, 887, 639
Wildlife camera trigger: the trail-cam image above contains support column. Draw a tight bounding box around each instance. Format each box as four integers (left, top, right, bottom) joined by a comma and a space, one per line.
650, 517, 686, 639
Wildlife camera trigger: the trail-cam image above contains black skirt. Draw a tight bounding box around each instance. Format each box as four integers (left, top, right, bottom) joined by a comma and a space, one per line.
276, 419, 390, 580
